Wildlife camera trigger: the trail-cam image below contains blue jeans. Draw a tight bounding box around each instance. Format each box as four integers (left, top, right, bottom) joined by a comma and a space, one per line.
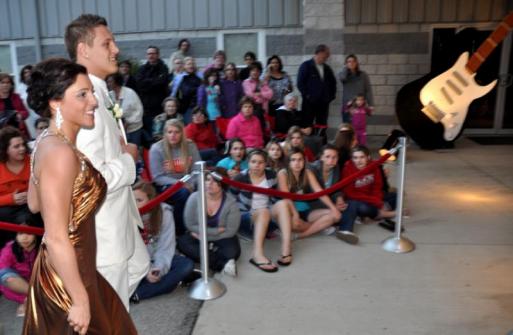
134, 255, 194, 300
127, 128, 144, 147
177, 234, 241, 272
339, 200, 379, 232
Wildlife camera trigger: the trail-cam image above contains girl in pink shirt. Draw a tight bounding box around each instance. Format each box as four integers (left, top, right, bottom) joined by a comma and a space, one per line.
226, 96, 264, 149
0, 222, 39, 316
346, 94, 372, 146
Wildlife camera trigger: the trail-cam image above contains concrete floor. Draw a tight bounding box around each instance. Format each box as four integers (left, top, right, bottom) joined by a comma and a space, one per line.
193, 138, 513, 335
1, 137, 512, 335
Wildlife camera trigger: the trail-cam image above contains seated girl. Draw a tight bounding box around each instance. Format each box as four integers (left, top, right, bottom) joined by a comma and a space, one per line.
185, 107, 220, 165
131, 181, 194, 302
282, 126, 316, 162
149, 119, 201, 235
0, 126, 31, 248
336, 146, 395, 245
216, 138, 248, 179
0, 216, 40, 317
152, 97, 183, 141
225, 96, 264, 149
230, 150, 292, 272
277, 148, 341, 239
265, 138, 287, 173
178, 168, 241, 277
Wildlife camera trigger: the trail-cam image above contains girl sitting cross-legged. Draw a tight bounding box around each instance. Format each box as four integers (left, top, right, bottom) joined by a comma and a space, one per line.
178, 168, 241, 277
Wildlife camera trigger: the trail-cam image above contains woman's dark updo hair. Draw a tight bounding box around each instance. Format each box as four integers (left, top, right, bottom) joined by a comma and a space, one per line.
27, 58, 87, 117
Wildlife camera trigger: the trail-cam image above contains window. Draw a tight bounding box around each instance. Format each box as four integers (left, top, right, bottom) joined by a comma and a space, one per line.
217, 30, 266, 66
0, 45, 14, 75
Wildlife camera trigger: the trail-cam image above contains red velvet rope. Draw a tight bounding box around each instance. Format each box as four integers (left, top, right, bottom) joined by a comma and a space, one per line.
0, 221, 44, 236
0, 181, 186, 235
138, 181, 185, 214
218, 152, 392, 201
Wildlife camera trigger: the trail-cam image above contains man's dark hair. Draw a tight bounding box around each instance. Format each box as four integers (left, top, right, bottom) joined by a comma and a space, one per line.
351, 145, 370, 157
244, 51, 256, 61
178, 39, 190, 49
315, 44, 330, 54
107, 72, 124, 87
65, 14, 108, 61
147, 46, 160, 54
321, 143, 339, 156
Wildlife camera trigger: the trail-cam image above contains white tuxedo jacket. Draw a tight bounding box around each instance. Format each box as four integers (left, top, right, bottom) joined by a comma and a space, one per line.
77, 74, 143, 266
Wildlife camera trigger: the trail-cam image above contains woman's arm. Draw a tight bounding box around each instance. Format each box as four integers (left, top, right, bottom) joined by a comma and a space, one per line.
151, 204, 176, 276
37, 143, 89, 332
219, 196, 241, 238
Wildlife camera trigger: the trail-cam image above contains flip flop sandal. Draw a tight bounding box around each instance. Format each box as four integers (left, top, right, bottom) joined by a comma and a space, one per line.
277, 254, 293, 266
249, 258, 278, 273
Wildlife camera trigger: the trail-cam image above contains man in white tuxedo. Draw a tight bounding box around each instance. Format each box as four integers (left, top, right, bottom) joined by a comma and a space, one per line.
65, 14, 150, 310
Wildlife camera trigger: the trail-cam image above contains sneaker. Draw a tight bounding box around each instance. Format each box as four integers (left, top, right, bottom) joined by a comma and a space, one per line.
129, 293, 140, 304
222, 259, 237, 277
335, 230, 359, 245
321, 226, 336, 236
354, 217, 363, 225
378, 219, 405, 232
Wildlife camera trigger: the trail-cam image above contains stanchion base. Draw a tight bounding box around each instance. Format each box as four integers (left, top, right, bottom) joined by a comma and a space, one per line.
188, 278, 226, 301
382, 236, 415, 253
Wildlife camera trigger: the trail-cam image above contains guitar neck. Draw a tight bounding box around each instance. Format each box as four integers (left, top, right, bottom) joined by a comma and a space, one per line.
466, 12, 513, 74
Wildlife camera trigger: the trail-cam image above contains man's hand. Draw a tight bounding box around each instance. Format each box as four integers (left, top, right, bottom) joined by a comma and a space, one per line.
121, 139, 138, 161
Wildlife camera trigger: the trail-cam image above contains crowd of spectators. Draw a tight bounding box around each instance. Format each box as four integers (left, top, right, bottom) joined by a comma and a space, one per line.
1, 41, 400, 311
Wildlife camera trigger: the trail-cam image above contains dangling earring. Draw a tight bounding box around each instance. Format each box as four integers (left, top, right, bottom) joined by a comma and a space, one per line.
56, 106, 63, 130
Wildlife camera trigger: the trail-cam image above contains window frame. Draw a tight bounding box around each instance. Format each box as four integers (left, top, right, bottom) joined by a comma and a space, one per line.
216, 29, 266, 67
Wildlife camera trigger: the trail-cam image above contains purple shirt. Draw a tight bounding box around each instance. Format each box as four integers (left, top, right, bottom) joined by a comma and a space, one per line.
219, 79, 243, 118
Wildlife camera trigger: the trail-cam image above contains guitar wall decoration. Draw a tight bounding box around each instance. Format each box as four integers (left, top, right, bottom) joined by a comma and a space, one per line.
396, 12, 513, 149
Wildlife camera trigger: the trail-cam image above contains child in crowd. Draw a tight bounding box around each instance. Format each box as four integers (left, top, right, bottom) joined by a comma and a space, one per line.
0, 217, 40, 317
332, 123, 357, 167
282, 126, 315, 162
226, 96, 264, 149
346, 94, 371, 146
336, 146, 395, 245
277, 148, 340, 239
197, 68, 221, 121
216, 138, 248, 179
231, 150, 292, 272
178, 168, 241, 277
265, 138, 287, 173
131, 181, 194, 302
27, 117, 49, 150
152, 97, 182, 141
185, 107, 220, 165
149, 119, 201, 235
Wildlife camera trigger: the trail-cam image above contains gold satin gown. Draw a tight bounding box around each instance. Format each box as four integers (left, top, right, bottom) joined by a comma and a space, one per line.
22, 132, 137, 334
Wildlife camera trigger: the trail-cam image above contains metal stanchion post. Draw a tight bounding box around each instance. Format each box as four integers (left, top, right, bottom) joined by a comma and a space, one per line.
382, 137, 415, 253
188, 161, 227, 300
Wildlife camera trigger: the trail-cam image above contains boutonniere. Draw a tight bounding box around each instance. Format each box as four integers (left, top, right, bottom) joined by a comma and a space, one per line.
106, 92, 128, 144
109, 103, 123, 120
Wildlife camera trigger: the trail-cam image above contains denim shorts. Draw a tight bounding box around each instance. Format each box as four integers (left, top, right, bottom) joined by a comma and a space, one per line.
0, 267, 21, 285
239, 211, 278, 239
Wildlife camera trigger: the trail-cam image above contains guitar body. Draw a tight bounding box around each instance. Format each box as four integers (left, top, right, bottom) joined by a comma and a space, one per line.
396, 74, 454, 150
396, 11, 513, 149
419, 52, 497, 141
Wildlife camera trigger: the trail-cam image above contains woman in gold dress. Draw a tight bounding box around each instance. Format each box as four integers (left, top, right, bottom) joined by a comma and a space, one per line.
22, 58, 137, 334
